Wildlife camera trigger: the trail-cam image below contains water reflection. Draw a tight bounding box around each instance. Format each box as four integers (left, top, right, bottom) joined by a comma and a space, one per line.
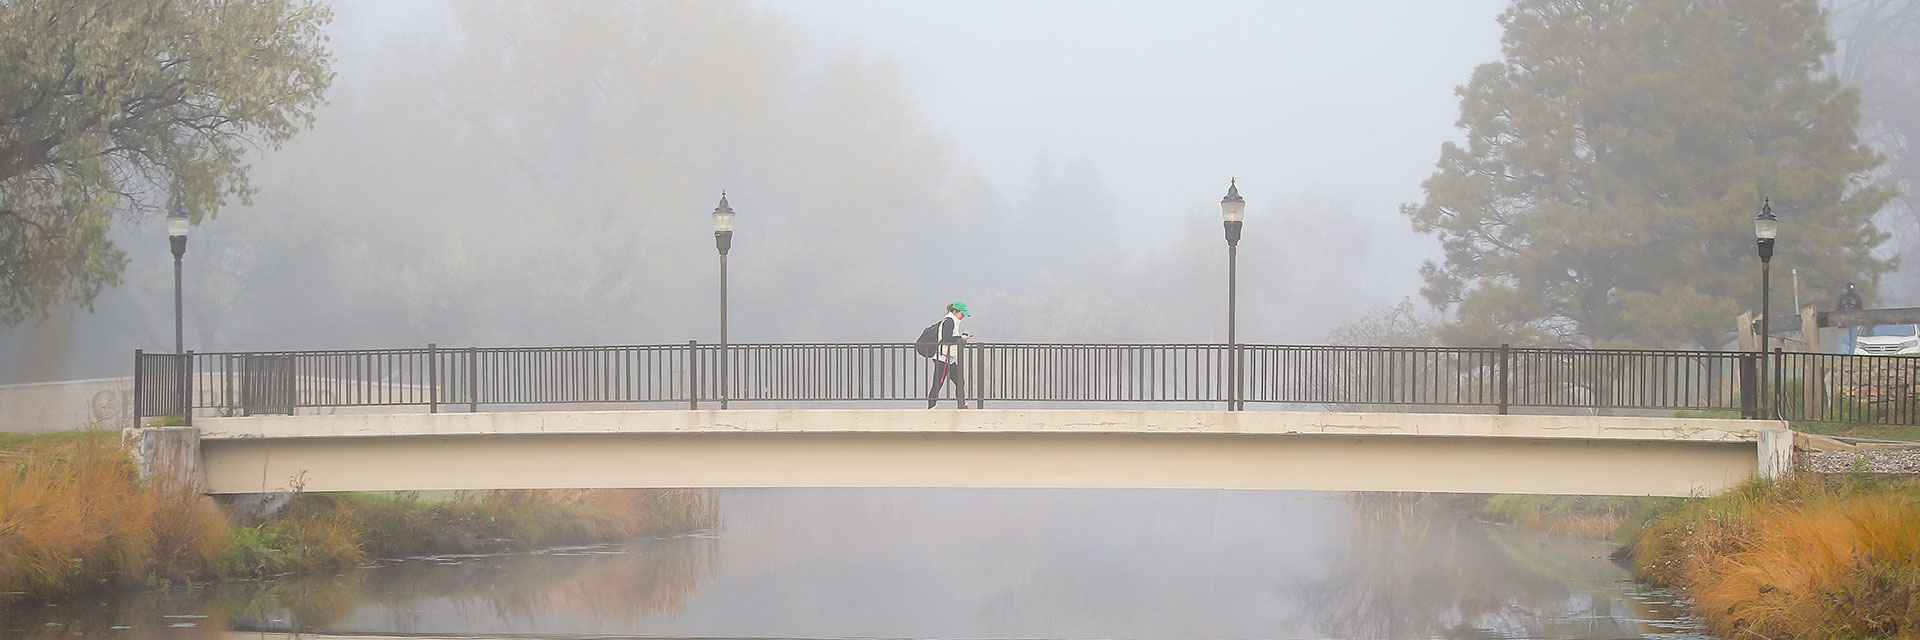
1302, 493, 1701, 639
1, 535, 715, 640
240, 534, 718, 635
4, 489, 1707, 640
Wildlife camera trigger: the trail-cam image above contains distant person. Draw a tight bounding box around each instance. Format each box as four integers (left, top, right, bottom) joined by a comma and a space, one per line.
1838, 283, 1864, 353
919, 302, 972, 408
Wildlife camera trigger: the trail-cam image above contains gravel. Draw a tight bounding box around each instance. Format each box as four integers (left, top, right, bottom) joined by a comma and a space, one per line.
1799, 448, 1920, 475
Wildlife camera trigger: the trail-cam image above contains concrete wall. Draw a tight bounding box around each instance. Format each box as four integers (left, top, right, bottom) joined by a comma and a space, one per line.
193, 409, 1790, 497
0, 376, 435, 433
0, 377, 133, 432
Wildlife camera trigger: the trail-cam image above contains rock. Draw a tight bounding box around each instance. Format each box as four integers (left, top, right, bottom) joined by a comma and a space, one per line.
1799, 448, 1920, 475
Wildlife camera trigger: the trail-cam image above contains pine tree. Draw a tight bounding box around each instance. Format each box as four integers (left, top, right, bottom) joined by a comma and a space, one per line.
1403, 0, 1892, 349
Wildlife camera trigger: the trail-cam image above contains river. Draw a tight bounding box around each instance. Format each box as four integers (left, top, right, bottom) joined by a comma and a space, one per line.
6, 489, 1707, 639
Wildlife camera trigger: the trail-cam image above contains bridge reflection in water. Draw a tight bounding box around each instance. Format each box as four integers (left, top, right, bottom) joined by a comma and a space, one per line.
195, 490, 1700, 640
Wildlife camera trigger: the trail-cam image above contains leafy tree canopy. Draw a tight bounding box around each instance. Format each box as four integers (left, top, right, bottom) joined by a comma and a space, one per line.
0, 0, 332, 326
1404, 0, 1892, 349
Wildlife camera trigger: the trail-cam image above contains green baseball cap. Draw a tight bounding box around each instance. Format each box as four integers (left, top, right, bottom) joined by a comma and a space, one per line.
950, 301, 970, 317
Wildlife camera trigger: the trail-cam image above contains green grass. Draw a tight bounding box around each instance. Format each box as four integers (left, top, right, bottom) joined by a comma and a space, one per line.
0, 429, 115, 451
1478, 494, 1680, 543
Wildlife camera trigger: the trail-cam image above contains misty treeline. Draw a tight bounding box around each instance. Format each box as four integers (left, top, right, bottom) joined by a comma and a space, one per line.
0, 0, 1382, 382
4, 0, 1918, 383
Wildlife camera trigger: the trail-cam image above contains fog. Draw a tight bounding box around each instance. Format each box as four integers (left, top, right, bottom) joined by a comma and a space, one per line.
0, 0, 1680, 383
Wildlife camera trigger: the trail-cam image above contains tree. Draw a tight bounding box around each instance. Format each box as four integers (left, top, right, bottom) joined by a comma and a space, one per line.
1827, 0, 1920, 301
1325, 298, 1439, 347
0, 0, 332, 326
1404, 0, 1892, 349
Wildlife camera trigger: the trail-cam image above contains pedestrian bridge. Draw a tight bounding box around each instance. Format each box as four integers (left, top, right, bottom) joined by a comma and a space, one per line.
142, 408, 1791, 497
128, 340, 1893, 497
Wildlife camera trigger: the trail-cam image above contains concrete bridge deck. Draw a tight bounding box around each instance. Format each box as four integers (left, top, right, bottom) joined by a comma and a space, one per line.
147, 409, 1793, 497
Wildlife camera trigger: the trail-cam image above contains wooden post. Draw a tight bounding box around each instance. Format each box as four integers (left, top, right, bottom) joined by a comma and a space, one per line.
1737, 310, 1757, 352
1800, 304, 1822, 351
1736, 311, 1758, 417
1801, 304, 1824, 413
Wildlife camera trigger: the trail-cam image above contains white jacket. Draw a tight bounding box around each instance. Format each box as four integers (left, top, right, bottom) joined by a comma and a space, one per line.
934, 313, 964, 363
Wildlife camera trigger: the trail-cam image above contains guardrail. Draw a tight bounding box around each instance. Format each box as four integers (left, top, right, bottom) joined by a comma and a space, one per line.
130, 342, 1920, 426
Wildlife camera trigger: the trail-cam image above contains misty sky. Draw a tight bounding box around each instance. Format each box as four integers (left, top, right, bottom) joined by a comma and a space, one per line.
3, 1, 1524, 383
772, 1, 1510, 251
331, 0, 1509, 250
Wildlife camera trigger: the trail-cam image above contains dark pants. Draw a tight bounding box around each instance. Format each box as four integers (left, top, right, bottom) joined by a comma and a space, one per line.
927, 359, 965, 408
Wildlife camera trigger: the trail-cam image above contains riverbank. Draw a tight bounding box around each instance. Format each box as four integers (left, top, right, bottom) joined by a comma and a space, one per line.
1474, 475, 1919, 639
1630, 474, 1919, 639
0, 430, 717, 603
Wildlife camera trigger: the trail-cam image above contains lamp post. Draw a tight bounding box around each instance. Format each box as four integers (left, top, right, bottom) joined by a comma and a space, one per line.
1221, 179, 1245, 411
1754, 198, 1778, 418
166, 200, 190, 354
712, 193, 735, 410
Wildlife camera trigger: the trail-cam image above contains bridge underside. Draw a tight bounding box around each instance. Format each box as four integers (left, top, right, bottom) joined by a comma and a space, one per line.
190, 410, 1787, 497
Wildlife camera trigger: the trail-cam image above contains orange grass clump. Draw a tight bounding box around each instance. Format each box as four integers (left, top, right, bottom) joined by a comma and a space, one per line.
3, 431, 719, 603
1633, 477, 1920, 640
0, 431, 227, 600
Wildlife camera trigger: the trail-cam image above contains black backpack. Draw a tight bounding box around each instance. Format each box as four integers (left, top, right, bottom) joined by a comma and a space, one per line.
914, 320, 942, 358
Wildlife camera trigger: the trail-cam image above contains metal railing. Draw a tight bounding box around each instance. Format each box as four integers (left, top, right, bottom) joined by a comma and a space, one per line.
130, 342, 1919, 426
1772, 350, 1920, 425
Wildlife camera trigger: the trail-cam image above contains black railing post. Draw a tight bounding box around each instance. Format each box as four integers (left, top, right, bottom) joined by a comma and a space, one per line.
223, 353, 234, 416
1739, 353, 1758, 419
953, 338, 967, 409
975, 343, 987, 409
688, 340, 700, 410
1496, 343, 1511, 415
1772, 347, 1784, 421
428, 343, 439, 414
467, 347, 478, 412
1233, 342, 1244, 411
132, 349, 144, 429
963, 340, 977, 409
183, 350, 195, 427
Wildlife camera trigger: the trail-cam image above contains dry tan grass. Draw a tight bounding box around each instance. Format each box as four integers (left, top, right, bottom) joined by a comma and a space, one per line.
4, 431, 718, 602
0, 431, 225, 599
1635, 477, 1920, 639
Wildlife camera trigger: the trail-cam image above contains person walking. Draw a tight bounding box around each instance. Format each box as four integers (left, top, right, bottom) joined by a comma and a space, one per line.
1838, 283, 1864, 353
926, 302, 972, 408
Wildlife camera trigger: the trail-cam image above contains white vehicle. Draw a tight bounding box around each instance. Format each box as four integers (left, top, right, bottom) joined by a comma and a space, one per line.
1854, 324, 1920, 355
